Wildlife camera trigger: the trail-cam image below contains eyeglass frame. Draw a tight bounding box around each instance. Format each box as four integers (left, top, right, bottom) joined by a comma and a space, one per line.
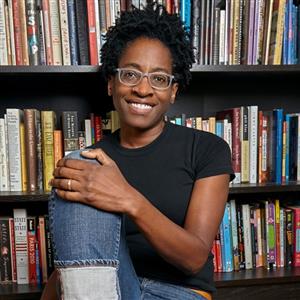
114, 68, 175, 90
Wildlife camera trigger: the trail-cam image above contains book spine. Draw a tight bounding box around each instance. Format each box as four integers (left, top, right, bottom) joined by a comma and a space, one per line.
42, 0, 53, 65
75, 0, 89, 65
9, 218, 17, 282
19, 0, 29, 65
41, 110, 55, 192
26, 0, 39, 65
27, 217, 37, 284
24, 109, 38, 192
0, 118, 9, 191
58, 0, 71, 65
0, 218, 12, 282
242, 204, 253, 269
19, 122, 28, 191
86, 0, 98, 65
6, 108, 22, 191
62, 111, 79, 155
13, 208, 29, 284
48, 0, 62, 65
36, 0, 46, 65
0, 0, 8, 65
7, 0, 16, 65
67, 0, 79, 65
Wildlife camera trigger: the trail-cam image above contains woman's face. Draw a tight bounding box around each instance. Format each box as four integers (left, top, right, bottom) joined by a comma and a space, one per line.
108, 37, 178, 131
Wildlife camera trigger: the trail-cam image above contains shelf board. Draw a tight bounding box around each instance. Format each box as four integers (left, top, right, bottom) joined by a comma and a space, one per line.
191, 64, 300, 73
229, 182, 300, 194
0, 65, 100, 74
214, 267, 300, 287
1, 64, 300, 75
0, 283, 42, 299
0, 191, 50, 202
1, 268, 299, 298
0, 182, 299, 202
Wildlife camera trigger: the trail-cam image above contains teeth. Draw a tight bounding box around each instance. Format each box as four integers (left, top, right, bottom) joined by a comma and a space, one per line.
130, 102, 152, 109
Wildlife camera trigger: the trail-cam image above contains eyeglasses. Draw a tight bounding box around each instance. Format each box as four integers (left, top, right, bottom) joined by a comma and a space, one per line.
115, 68, 175, 90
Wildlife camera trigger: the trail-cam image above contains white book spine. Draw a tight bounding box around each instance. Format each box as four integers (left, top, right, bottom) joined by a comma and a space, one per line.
219, 10, 225, 65
84, 119, 92, 147
13, 208, 29, 284
7, 0, 16, 65
242, 204, 253, 269
94, 0, 101, 64
109, 0, 116, 26
6, 108, 22, 191
249, 106, 258, 183
59, 0, 71, 65
0, 0, 8, 65
49, 0, 62, 65
0, 118, 9, 191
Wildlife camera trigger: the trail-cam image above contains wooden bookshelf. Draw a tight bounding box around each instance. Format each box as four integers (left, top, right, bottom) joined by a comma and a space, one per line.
1, 268, 299, 300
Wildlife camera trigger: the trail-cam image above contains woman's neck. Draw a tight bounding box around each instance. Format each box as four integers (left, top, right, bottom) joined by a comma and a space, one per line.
119, 122, 165, 149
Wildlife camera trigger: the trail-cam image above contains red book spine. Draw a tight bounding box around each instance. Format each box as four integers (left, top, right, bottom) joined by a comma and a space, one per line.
94, 115, 102, 142
290, 206, 300, 267
27, 217, 37, 284
12, 0, 23, 65
87, 0, 98, 65
9, 218, 17, 282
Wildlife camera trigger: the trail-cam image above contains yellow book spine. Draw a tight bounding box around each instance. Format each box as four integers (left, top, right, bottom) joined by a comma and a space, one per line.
20, 123, 27, 191
41, 111, 55, 192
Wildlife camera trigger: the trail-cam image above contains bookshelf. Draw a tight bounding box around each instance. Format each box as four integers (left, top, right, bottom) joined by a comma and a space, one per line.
1, 65, 300, 299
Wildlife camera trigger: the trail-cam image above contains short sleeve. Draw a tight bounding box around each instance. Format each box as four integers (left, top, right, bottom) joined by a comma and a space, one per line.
194, 133, 235, 181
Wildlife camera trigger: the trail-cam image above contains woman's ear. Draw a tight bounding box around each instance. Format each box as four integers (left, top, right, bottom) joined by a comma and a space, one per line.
170, 83, 179, 104
107, 77, 113, 96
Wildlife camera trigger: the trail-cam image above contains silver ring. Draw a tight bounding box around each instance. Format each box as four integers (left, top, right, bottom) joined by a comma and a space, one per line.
67, 179, 72, 191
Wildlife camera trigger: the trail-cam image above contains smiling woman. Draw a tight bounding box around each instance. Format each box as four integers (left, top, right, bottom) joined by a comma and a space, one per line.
41, 3, 234, 300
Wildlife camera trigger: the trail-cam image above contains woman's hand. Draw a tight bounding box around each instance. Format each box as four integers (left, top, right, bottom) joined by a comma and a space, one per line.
50, 149, 138, 214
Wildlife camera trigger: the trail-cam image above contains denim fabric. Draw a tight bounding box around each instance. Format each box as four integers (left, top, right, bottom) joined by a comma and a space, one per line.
139, 278, 207, 300
49, 150, 204, 300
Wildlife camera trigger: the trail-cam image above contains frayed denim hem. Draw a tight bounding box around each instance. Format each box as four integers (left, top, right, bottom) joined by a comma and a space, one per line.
54, 258, 119, 269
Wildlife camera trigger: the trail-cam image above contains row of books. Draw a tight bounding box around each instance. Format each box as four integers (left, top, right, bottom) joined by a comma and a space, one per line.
0, 0, 126, 66
212, 199, 300, 273
0, 108, 120, 193
0, 209, 53, 284
168, 106, 300, 185
188, 0, 300, 65
1, 0, 297, 66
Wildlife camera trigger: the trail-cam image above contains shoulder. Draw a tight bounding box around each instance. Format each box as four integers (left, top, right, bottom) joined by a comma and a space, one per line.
168, 122, 229, 150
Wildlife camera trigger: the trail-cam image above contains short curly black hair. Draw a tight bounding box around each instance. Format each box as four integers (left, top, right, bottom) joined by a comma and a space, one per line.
101, 4, 195, 92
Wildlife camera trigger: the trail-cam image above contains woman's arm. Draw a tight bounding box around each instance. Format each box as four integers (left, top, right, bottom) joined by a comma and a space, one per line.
40, 270, 58, 300
50, 149, 230, 275
128, 174, 230, 274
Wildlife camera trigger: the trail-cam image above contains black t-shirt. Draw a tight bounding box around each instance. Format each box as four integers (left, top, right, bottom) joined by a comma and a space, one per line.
92, 122, 234, 292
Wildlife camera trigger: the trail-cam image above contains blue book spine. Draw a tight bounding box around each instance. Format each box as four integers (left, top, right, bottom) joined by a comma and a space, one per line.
216, 121, 223, 138
180, 0, 191, 32
287, 0, 293, 64
283, 1, 289, 64
222, 203, 233, 272
67, 0, 79, 65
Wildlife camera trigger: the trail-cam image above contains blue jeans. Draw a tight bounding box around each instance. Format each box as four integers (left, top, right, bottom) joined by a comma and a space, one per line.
49, 150, 205, 300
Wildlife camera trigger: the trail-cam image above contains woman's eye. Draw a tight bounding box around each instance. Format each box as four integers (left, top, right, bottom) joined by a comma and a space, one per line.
153, 75, 167, 83
124, 71, 137, 79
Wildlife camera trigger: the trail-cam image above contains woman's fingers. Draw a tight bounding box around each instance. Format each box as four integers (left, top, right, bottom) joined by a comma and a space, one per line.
81, 148, 114, 166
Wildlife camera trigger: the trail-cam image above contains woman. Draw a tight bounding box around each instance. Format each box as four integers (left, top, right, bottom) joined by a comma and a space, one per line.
42, 4, 234, 300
